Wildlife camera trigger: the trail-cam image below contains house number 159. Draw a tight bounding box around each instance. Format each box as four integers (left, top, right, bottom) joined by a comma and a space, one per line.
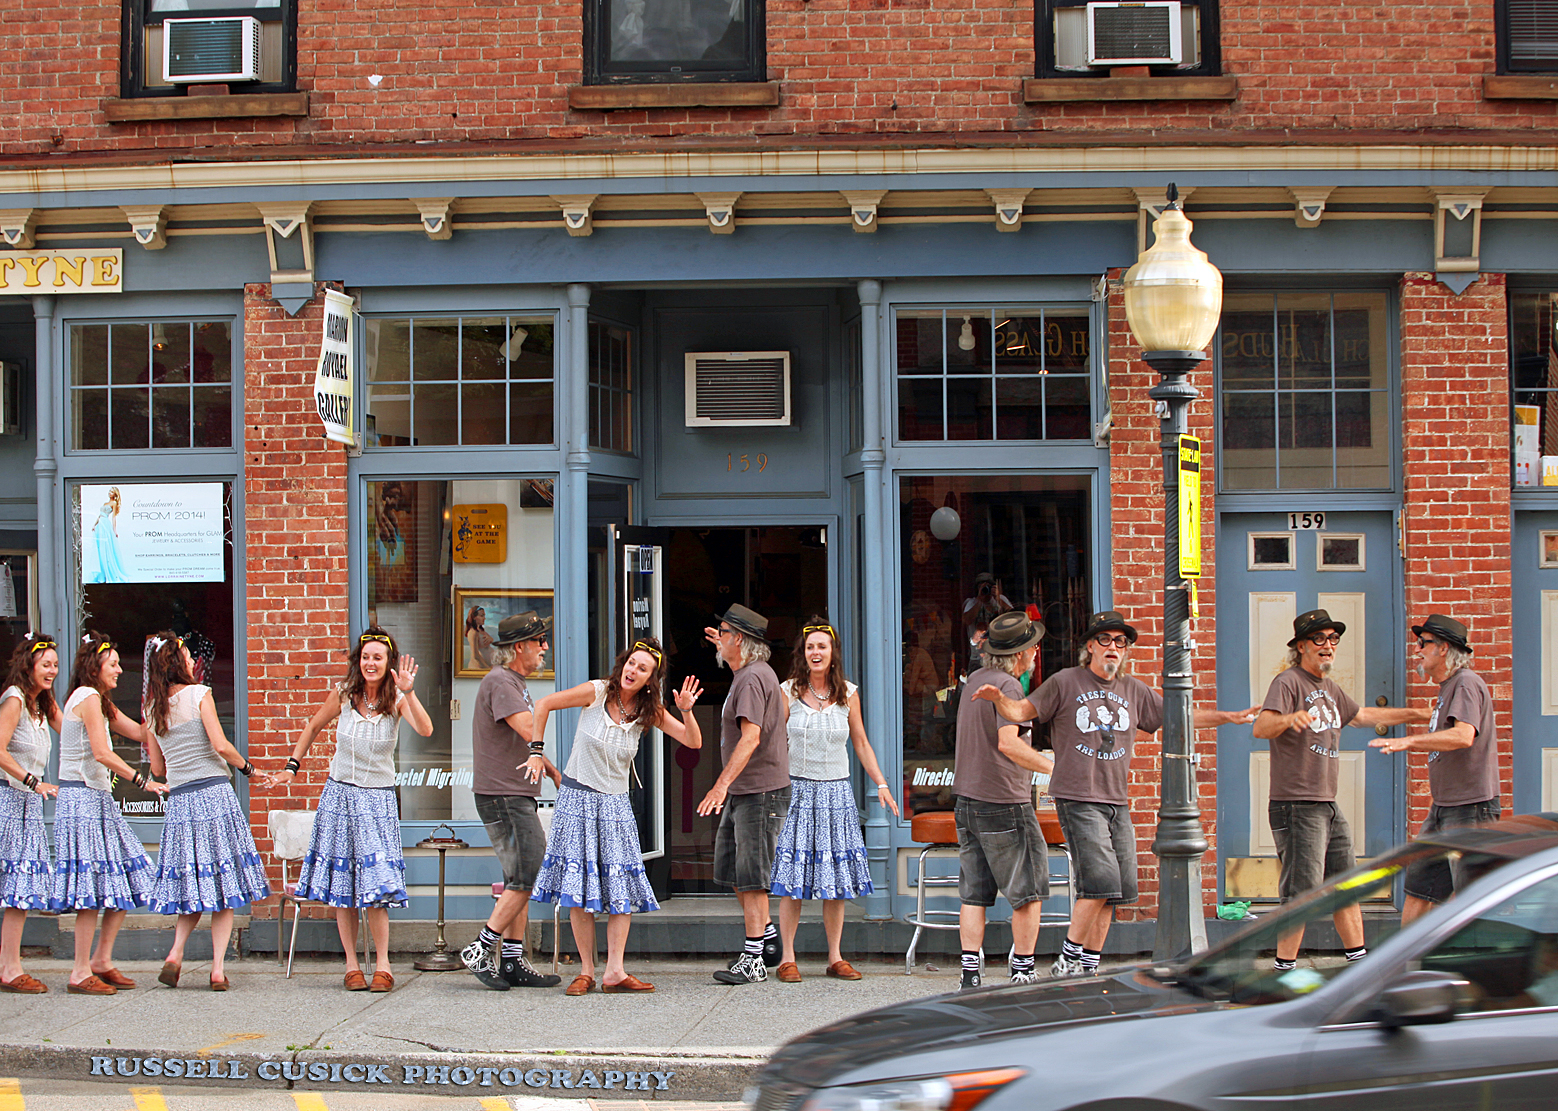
728, 453, 768, 473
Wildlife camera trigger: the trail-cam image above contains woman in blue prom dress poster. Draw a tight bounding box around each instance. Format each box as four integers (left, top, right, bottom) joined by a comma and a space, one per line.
88, 488, 127, 584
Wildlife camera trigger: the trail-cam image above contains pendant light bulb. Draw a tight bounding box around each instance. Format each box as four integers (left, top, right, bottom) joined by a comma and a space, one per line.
958, 316, 976, 352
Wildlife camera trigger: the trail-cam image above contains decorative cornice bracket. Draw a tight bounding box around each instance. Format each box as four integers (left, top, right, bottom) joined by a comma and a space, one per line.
412, 198, 454, 240
552, 195, 597, 237
1429, 188, 1490, 276
0, 209, 38, 249
121, 205, 168, 249
695, 192, 742, 235
985, 188, 1032, 232
1287, 186, 1334, 229
840, 190, 888, 233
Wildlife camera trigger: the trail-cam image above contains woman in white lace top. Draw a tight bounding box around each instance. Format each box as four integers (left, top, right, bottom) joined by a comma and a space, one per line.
528, 637, 703, 995
769, 620, 898, 982
272, 627, 432, 994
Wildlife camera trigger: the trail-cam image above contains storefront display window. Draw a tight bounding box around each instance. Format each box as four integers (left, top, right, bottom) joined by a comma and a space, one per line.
366, 477, 555, 822
896, 307, 1092, 442
69, 320, 232, 450
899, 474, 1092, 815
1511, 291, 1557, 488
364, 316, 555, 447
1218, 291, 1391, 491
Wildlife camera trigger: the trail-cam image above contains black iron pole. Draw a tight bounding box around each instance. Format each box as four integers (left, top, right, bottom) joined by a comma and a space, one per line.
1145, 350, 1210, 962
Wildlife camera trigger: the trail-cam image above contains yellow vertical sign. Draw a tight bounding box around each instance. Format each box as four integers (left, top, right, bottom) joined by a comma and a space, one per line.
1178, 434, 1201, 578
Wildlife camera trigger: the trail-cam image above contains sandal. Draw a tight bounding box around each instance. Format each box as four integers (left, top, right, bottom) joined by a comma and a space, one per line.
344, 970, 368, 991
0, 973, 47, 994
95, 968, 136, 989
370, 971, 394, 993
66, 975, 116, 995
210, 975, 230, 992
601, 974, 655, 993
565, 974, 595, 996
158, 961, 181, 988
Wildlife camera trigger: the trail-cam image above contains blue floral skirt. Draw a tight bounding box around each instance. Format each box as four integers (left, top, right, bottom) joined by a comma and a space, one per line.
293, 778, 407, 909
769, 777, 873, 901
50, 784, 156, 911
150, 779, 272, 915
0, 785, 51, 910
532, 783, 658, 915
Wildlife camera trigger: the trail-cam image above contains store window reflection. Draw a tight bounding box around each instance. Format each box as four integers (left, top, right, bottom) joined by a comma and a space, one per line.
366, 477, 555, 822
899, 475, 1092, 816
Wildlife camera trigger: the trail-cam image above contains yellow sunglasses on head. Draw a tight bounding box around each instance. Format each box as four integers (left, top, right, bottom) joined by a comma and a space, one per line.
802, 624, 837, 640
631, 641, 663, 663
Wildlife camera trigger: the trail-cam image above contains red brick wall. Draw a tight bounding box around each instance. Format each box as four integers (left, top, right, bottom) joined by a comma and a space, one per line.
243, 283, 352, 917
5, 1, 1553, 157
1399, 272, 1514, 830
1105, 267, 1224, 922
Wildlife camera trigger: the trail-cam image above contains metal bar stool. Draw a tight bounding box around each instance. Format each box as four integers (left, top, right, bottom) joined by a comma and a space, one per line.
1037, 806, 1073, 928
903, 810, 962, 974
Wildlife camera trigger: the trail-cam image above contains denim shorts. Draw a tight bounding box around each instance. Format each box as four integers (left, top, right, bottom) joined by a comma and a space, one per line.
1269, 800, 1353, 901
714, 786, 792, 892
1054, 798, 1137, 904
474, 793, 546, 892
954, 797, 1049, 909
1404, 798, 1502, 904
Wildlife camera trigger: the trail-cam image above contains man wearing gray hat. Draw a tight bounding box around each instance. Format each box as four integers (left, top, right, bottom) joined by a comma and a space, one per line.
697, 604, 791, 984
1370, 614, 1500, 924
460, 612, 562, 991
1255, 608, 1429, 971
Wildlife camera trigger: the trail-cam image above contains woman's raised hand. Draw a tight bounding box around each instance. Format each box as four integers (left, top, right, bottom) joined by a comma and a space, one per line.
674, 676, 704, 712
394, 655, 419, 692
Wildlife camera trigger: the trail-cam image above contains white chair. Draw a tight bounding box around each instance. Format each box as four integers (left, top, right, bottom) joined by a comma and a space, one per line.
266, 810, 316, 977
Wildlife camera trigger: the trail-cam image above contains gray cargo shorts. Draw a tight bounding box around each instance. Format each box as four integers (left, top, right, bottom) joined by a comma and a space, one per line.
714, 786, 792, 892
954, 797, 1050, 909
1269, 800, 1354, 901
474, 793, 546, 892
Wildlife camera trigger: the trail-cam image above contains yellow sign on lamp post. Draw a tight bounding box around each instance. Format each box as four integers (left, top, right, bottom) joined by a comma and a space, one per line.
1177, 434, 1201, 579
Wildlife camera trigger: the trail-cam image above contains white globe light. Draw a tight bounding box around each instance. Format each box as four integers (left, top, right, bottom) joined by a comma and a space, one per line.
929, 507, 961, 541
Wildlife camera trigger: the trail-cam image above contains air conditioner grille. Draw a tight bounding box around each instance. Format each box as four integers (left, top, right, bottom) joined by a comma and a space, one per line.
164, 16, 261, 82
1093, 8, 1173, 59
694, 357, 786, 420
1509, 0, 1558, 62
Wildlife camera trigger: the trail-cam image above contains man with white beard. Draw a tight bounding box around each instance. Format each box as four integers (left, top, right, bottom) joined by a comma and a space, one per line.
1254, 609, 1428, 972
976, 611, 1256, 978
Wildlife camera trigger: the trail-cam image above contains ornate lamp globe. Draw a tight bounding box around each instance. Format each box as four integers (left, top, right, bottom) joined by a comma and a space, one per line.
1122, 185, 1224, 358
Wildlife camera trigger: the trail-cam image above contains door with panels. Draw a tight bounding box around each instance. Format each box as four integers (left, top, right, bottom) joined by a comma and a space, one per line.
1215, 510, 1405, 901
1511, 512, 1558, 816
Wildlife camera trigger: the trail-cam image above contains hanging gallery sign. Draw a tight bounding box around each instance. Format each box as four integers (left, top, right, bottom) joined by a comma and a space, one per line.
80, 483, 225, 584
314, 288, 356, 446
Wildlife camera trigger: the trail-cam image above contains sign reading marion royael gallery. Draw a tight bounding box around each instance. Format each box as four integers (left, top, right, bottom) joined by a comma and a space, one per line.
0, 249, 122, 294
314, 288, 356, 445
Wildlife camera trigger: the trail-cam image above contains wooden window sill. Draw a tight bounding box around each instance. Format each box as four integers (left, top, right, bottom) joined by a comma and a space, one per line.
1022, 76, 1238, 103
1483, 74, 1558, 99
104, 92, 309, 123
568, 82, 780, 110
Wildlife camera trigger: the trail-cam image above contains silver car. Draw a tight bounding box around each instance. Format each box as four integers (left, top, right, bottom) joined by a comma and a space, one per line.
750, 814, 1558, 1111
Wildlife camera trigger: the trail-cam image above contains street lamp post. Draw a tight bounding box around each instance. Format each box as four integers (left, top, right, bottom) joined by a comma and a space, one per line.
1121, 184, 1224, 962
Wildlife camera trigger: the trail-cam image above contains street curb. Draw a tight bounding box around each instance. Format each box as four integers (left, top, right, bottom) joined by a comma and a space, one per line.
0, 1042, 764, 1100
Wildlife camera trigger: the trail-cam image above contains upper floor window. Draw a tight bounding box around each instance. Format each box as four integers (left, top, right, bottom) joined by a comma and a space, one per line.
1511, 291, 1556, 489
1217, 292, 1391, 492
365, 316, 555, 449
1499, 0, 1558, 72
583, 0, 765, 84
123, 0, 297, 98
588, 321, 634, 454
1036, 1, 1220, 79
69, 320, 233, 451
896, 307, 1093, 443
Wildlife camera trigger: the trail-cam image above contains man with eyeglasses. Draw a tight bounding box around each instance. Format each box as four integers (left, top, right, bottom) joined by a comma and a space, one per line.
461, 611, 563, 991
1255, 608, 1429, 972
1369, 614, 1499, 925
976, 611, 1257, 979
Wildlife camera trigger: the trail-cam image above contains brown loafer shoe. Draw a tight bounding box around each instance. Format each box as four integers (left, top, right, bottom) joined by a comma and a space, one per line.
370, 971, 394, 993
158, 961, 181, 988
344, 970, 368, 991
776, 962, 802, 983
210, 975, 230, 992
66, 975, 116, 995
565, 974, 595, 996
0, 973, 47, 994
95, 968, 136, 989
601, 974, 655, 993
826, 960, 862, 980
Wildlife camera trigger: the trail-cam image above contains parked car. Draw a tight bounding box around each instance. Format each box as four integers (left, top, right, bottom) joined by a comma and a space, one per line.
750, 814, 1558, 1111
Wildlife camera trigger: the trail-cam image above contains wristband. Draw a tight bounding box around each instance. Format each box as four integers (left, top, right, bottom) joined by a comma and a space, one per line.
527, 742, 545, 754
239, 761, 253, 778
131, 771, 146, 790
23, 773, 38, 790
285, 757, 301, 774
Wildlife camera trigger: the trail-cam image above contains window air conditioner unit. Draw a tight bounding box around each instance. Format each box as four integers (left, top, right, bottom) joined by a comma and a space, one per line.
1087, 2, 1182, 66
163, 16, 262, 83
685, 351, 791, 428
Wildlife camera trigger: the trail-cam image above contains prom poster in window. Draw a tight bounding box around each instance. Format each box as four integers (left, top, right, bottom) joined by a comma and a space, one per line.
369, 480, 418, 603
79, 483, 224, 584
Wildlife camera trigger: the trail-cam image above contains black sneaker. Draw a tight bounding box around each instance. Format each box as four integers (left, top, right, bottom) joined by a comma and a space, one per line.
762, 930, 782, 969
461, 937, 509, 991
502, 952, 562, 989
960, 967, 982, 990
713, 952, 767, 984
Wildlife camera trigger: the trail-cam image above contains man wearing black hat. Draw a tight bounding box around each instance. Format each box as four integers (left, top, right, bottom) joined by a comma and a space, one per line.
1255, 608, 1429, 971
977, 611, 1256, 979
951, 610, 1054, 988
697, 604, 791, 984
1370, 614, 1499, 925
460, 612, 563, 991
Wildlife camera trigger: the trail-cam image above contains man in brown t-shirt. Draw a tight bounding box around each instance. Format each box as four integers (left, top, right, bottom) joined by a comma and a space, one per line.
696, 604, 790, 984
1255, 608, 1428, 971
1370, 614, 1500, 924
979, 610, 1255, 979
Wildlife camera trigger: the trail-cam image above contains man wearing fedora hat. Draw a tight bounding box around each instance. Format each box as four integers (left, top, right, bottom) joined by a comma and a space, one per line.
1255, 608, 1429, 971
460, 612, 563, 991
978, 610, 1257, 979
952, 610, 1054, 988
1370, 614, 1500, 925
697, 604, 791, 984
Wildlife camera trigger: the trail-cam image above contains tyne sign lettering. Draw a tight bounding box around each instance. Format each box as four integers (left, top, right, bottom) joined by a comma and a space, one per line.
91, 1056, 676, 1092
0, 250, 123, 294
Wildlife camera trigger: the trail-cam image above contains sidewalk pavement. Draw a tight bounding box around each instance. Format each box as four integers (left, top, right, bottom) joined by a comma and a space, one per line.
0, 955, 967, 1100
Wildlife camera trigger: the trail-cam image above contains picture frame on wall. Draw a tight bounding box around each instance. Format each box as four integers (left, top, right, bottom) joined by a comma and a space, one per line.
454, 586, 553, 679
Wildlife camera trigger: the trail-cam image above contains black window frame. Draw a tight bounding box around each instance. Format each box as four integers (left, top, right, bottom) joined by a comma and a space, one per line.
1034, 0, 1221, 80
122, 0, 298, 99
583, 0, 766, 85
1496, 0, 1558, 74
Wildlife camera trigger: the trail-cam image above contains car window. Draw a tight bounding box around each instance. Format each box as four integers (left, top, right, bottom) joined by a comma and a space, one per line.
1418, 870, 1558, 1011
